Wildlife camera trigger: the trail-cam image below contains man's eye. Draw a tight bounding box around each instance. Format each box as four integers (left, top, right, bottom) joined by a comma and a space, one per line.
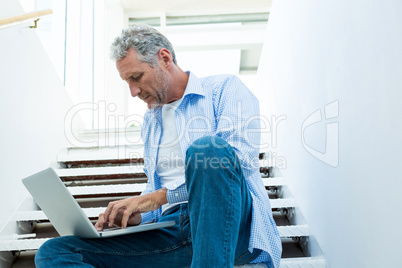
131, 74, 142, 81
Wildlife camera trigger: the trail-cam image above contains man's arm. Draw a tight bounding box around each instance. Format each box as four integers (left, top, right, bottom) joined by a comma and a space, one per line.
95, 187, 168, 230
213, 76, 261, 171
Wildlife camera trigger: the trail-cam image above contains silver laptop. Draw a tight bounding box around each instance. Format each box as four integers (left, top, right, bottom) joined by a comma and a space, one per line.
22, 168, 175, 238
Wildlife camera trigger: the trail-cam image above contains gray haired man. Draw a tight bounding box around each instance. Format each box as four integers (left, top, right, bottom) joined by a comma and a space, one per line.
35, 24, 282, 268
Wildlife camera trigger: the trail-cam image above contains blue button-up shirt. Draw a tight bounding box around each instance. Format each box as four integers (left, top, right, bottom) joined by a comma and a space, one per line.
139, 72, 282, 267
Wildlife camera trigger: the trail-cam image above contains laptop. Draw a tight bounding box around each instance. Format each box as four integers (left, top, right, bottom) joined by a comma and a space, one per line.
22, 168, 175, 238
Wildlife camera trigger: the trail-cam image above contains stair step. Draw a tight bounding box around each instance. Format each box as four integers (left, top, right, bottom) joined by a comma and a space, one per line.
8, 146, 321, 266
270, 198, 295, 208
14, 198, 295, 222
54, 166, 145, 180
235, 264, 268, 268
54, 163, 284, 184
277, 225, 309, 237
280, 257, 326, 268
55, 162, 271, 179
0, 225, 309, 251
262, 177, 288, 186
58, 145, 143, 161
58, 147, 271, 174
11, 253, 325, 268
58, 146, 268, 163
0, 238, 50, 251
23, 177, 288, 203
67, 185, 281, 199
67, 184, 144, 197
14, 207, 105, 221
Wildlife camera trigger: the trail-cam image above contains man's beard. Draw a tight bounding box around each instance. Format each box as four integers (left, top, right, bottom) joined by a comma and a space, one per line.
150, 66, 170, 109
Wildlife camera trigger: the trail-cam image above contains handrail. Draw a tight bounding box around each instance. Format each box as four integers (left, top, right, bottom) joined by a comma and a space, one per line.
0, 9, 53, 30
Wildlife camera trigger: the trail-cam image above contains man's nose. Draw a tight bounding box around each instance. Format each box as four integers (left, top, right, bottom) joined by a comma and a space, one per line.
129, 82, 141, 97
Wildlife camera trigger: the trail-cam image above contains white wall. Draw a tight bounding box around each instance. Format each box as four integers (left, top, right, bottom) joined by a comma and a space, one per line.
257, 0, 402, 267
94, 0, 127, 130
19, 0, 67, 83
0, 0, 76, 235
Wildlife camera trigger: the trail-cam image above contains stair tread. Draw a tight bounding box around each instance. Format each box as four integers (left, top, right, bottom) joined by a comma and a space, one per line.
11, 252, 325, 268
22, 177, 288, 205
0, 225, 309, 251
55, 161, 270, 175
277, 225, 309, 237
58, 145, 144, 162
262, 177, 288, 186
55, 166, 145, 177
270, 198, 295, 208
14, 207, 105, 221
14, 198, 295, 222
280, 257, 326, 268
68, 184, 281, 197
58, 147, 270, 163
54, 164, 284, 185
67, 183, 145, 196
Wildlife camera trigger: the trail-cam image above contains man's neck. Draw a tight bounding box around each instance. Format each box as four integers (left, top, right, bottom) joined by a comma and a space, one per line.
167, 66, 189, 103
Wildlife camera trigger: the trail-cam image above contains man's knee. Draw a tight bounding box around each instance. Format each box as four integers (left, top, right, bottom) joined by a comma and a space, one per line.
185, 136, 238, 174
186, 136, 232, 158
35, 239, 54, 265
35, 236, 75, 263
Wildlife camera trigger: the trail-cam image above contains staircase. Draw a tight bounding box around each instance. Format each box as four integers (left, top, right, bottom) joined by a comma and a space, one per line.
1, 138, 326, 267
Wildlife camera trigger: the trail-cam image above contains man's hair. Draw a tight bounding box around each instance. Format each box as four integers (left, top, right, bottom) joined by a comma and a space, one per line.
110, 24, 177, 66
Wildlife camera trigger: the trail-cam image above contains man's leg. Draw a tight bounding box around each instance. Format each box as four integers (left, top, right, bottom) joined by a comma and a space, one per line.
185, 136, 261, 268
35, 205, 192, 268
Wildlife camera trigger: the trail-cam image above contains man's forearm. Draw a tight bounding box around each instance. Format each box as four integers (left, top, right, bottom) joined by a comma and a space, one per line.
152, 187, 168, 207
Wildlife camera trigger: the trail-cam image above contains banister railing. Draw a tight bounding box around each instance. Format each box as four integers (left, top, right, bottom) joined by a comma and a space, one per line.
0, 9, 53, 30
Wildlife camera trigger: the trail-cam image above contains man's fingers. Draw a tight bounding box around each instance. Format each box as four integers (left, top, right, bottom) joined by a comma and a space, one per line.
95, 213, 105, 231
121, 209, 132, 229
103, 200, 121, 227
108, 201, 130, 227
103, 200, 118, 221
100, 197, 143, 228
107, 204, 120, 227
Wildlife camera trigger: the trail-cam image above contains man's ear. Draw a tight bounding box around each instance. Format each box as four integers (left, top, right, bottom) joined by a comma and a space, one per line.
158, 48, 173, 68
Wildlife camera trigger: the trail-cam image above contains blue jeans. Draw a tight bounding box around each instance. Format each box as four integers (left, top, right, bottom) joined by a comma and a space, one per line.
35, 136, 261, 267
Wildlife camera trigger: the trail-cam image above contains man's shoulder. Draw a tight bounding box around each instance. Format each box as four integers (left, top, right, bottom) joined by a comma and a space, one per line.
198, 74, 243, 96
199, 73, 241, 86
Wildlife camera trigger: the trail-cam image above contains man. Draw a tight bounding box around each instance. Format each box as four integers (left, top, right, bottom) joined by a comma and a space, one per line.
35, 24, 282, 268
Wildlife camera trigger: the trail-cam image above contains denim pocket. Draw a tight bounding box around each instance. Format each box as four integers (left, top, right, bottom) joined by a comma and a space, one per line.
179, 204, 192, 257
234, 248, 263, 265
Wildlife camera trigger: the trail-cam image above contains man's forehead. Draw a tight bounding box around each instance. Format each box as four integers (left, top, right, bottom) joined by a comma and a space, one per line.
117, 52, 141, 69
119, 48, 138, 62
117, 53, 153, 80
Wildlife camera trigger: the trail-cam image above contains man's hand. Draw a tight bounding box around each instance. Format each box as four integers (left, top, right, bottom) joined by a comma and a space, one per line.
95, 209, 142, 231
95, 188, 168, 231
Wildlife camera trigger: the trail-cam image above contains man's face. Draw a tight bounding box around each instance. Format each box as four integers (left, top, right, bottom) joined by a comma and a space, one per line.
116, 48, 170, 109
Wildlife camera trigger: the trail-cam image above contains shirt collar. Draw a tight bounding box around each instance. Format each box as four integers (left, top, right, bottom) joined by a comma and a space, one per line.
146, 71, 204, 116
182, 71, 206, 98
